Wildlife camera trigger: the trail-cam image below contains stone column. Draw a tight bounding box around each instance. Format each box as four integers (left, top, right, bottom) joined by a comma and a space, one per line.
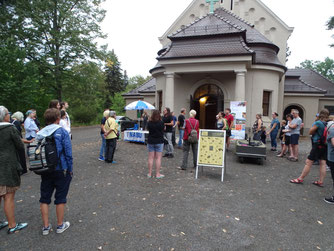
164, 72, 175, 112
234, 70, 247, 101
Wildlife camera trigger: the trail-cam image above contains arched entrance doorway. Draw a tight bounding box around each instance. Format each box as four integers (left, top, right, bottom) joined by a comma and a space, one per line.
283, 104, 304, 135
191, 84, 224, 129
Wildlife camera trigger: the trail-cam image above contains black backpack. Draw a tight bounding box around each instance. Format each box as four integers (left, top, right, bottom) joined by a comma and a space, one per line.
28, 134, 59, 175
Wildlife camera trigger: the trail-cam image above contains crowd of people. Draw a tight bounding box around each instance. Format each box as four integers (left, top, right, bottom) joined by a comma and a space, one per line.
0, 100, 73, 235
2, 101, 334, 238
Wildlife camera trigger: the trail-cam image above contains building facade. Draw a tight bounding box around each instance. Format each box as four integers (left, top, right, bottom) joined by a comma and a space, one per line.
123, 0, 334, 133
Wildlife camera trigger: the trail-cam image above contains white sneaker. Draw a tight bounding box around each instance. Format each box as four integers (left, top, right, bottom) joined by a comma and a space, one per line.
42, 224, 52, 236
56, 221, 70, 234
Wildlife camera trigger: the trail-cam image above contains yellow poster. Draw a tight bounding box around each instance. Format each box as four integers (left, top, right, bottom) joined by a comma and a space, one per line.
198, 130, 226, 167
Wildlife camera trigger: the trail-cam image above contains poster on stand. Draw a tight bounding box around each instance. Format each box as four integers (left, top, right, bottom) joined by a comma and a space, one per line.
230, 101, 247, 140
196, 129, 226, 182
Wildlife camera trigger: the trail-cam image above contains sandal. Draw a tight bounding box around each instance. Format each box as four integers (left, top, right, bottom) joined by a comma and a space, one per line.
156, 175, 165, 179
290, 178, 303, 184
0, 221, 8, 230
312, 181, 324, 187
147, 174, 152, 178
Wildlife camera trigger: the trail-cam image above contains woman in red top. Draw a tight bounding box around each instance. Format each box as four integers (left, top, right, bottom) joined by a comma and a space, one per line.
177, 110, 199, 170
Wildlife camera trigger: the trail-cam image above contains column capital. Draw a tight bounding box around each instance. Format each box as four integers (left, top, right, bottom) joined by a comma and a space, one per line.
164, 72, 175, 78
234, 70, 247, 75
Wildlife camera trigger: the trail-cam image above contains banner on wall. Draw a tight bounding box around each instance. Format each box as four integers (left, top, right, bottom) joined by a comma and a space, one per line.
230, 101, 247, 140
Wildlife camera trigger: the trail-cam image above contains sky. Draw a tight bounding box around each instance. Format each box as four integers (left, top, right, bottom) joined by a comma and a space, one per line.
101, 0, 334, 77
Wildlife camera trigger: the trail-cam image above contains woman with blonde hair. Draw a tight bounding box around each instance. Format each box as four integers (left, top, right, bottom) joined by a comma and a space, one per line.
290, 109, 330, 187
178, 110, 200, 171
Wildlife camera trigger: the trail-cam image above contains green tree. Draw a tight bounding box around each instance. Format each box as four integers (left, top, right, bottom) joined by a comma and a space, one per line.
126, 75, 151, 92
300, 57, 334, 82
63, 61, 105, 123
104, 50, 126, 108
1, 0, 107, 100
327, 15, 334, 47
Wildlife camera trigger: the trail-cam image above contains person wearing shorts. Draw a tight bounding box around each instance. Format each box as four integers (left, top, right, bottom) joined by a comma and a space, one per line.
290, 109, 329, 187
147, 110, 165, 179
277, 115, 293, 158
36, 108, 73, 235
288, 109, 303, 161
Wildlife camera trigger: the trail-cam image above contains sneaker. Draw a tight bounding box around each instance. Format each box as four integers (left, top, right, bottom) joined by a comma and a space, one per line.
163, 154, 169, 158
167, 154, 174, 158
326, 165, 331, 172
7, 222, 28, 234
0, 221, 8, 230
324, 196, 334, 205
112, 161, 117, 164
42, 224, 52, 236
56, 221, 70, 234
98, 157, 104, 161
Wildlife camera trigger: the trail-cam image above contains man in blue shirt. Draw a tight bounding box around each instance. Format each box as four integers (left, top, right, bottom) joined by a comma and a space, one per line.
267, 112, 280, 151
36, 108, 73, 235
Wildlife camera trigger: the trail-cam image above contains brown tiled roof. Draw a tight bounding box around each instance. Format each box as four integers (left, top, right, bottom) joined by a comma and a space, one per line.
285, 68, 334, 96
159, 35, 253, 59
155, 8, 284, 70
122, 78, 156, 97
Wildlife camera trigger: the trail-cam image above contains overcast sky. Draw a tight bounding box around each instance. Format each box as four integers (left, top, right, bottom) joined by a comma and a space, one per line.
101, 0, 334, 77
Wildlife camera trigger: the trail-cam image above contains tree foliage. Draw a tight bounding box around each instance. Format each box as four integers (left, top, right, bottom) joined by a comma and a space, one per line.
327, 16, 334, 48
1, 0, 106, 100
300, 57, 334, 82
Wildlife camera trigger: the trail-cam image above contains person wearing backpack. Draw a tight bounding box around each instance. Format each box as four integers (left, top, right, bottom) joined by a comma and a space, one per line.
177, 110, 199, 171
36, 108, 73, 235
290, 109, 329, 187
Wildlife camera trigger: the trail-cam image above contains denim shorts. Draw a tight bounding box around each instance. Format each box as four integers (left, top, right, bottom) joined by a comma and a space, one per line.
40, 171, 72, 205
147, 143, 164, 153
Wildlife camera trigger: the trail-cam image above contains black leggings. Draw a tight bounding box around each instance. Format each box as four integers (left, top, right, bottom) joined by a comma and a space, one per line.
327, 160, 334, 190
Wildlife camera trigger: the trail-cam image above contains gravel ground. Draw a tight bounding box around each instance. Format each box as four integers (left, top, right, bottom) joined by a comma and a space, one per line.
1, 126, 334, 251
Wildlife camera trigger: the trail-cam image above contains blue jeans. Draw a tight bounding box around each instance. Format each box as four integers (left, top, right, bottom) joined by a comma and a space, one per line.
99, 134, 106, 159
270, 131, 278, 148
178, 129, 184, 147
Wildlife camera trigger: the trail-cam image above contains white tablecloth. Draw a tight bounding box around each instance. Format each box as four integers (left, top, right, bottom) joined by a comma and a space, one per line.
123, 130, 148, 143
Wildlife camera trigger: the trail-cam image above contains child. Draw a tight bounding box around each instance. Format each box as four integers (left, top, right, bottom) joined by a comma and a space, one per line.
36, 108, 73, 235
261, 126, 267, 144
278, 120, 286, 154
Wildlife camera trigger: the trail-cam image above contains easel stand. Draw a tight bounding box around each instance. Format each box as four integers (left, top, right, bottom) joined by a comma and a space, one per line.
195, 151, 227, 182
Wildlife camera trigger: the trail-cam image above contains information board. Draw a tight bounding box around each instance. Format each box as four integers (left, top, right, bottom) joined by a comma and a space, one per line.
196, 129, 226, 182
230, 101, 247, 140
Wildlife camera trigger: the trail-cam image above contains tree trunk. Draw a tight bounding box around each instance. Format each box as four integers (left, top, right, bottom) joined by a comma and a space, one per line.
53, 0, 62, 101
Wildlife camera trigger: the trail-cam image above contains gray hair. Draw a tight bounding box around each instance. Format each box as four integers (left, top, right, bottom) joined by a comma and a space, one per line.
291, 109, 299, 114
0, 106, 8, 122
12, 111, 24, 122
109, 111, 116, 117
189, 109, 197, 118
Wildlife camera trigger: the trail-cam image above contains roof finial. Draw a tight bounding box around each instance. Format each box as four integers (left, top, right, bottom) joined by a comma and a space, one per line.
206, 0, 219, 14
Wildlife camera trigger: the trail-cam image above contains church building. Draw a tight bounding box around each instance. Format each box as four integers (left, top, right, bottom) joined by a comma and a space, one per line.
123, 0, 334, 133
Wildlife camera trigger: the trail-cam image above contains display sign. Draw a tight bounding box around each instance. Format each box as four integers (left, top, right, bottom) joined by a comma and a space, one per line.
230, 101, 247, 140
123, 130, 148, 143
196, 129, 226, 182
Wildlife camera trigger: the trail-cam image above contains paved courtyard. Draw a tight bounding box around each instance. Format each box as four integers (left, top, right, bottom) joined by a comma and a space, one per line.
1, 126, 334, 251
